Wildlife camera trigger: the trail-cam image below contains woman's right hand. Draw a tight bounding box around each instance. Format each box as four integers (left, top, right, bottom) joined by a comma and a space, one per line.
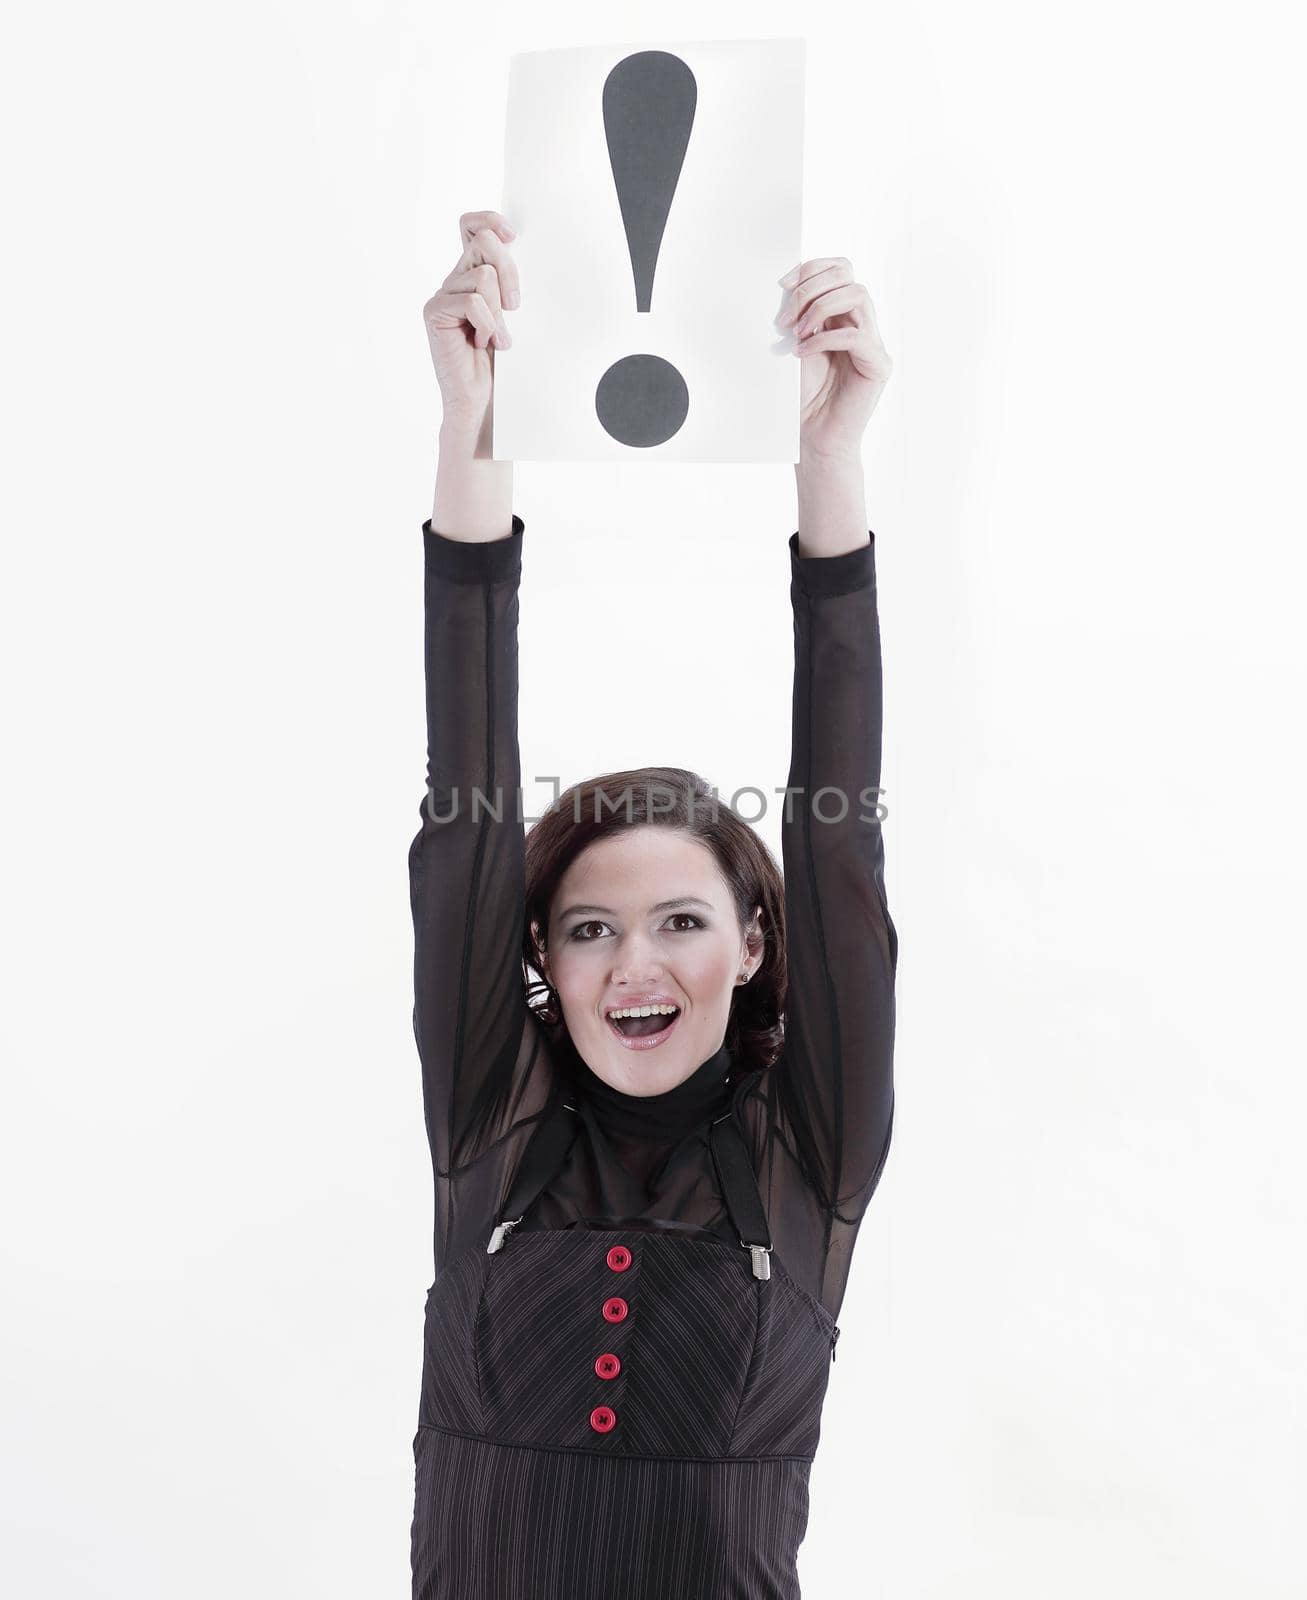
423, 210, 521, 441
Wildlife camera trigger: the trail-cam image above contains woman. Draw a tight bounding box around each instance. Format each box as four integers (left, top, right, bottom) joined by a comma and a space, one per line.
409, 208, 898, 1599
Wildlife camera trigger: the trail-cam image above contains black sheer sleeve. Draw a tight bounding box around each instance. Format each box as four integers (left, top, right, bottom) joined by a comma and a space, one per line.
408, 514, 543, 1182
774, 531, 898, 1234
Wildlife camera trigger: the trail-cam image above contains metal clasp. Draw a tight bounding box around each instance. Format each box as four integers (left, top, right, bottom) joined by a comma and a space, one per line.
745, 1242, 772, 1281
487, 1216, 523, 1255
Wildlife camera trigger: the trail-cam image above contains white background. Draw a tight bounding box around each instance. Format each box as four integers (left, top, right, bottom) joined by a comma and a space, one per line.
3, 3, 1304, 1597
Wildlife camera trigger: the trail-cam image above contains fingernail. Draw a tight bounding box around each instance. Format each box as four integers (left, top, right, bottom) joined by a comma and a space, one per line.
780, 266, 799, 287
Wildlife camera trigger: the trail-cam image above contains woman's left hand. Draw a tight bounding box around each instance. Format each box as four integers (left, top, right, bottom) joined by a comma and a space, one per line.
776, 257, 893, 459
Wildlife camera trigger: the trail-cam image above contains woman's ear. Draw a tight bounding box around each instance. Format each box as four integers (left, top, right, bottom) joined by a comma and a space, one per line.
743, 906, 765, 968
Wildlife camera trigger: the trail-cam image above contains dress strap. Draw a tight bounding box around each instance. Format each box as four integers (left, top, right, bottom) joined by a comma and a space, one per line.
709, 1106, 774, 1281
486, 1078, 774, 1287
486, 1089, 581, 1255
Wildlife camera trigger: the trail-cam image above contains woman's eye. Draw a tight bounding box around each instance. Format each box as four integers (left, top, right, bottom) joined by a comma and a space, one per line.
568, 914, 701, 941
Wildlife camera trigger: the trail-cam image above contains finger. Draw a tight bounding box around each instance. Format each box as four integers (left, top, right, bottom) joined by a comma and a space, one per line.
459, 209, 517, 244
793, 326, 862, 356
428, 279, 502, 350
454, 225, 522, 316
454, 261, 515, 346
795, 327, 893, 379
459, 210, 520, 306
792, 285, 866, 340
777, 259, 851, 327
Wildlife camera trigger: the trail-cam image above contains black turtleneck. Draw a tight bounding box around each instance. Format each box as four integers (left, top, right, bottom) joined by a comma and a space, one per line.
560, 1037, 735, 1144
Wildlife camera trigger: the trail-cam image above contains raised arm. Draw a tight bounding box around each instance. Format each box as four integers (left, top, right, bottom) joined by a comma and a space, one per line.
775, 506, 898, 1228
409, 494, 531, 1179
767, 252, 898, 1253
411, 209, 539, 1184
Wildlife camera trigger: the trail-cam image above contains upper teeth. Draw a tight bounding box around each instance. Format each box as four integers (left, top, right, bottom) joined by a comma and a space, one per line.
609, 1005, 679, 1019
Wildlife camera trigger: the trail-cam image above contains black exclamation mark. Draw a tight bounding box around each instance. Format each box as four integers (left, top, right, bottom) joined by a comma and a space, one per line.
595, 52, 696, 448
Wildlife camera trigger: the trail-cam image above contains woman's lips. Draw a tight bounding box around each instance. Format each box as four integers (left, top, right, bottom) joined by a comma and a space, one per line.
604, 1011, 682, 1051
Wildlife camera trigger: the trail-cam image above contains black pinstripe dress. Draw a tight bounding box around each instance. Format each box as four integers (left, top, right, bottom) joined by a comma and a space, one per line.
409, 515, 897, 1599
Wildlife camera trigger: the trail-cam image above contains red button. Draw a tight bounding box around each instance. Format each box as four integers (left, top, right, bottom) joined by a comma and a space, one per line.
602, 1297, 628, 1323
606, 1246, 632, 1271
590, 1406, 617, 1433
595, 1352, 621, 1380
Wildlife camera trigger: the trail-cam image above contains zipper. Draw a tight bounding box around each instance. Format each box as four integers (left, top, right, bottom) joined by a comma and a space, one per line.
829, 1325, 841, 1364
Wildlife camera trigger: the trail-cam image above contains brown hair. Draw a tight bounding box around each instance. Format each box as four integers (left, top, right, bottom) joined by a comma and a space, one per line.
521, 766, 786, 1078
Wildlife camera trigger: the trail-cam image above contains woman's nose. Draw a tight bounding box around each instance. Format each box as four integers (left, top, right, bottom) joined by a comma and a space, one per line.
612, 939, 664, 982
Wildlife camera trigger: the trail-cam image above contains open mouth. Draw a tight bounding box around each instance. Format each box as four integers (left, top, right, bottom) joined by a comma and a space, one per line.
605, 1008, 681, 1050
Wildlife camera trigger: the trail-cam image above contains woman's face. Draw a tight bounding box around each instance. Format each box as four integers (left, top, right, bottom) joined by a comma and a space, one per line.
537, 827, 763, 1097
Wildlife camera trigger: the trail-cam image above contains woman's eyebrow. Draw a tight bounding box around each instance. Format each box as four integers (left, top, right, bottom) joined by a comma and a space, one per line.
558, 897, 714, 919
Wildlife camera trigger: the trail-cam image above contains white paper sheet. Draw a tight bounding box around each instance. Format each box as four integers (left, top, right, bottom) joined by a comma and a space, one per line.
493, 38, 806, 463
